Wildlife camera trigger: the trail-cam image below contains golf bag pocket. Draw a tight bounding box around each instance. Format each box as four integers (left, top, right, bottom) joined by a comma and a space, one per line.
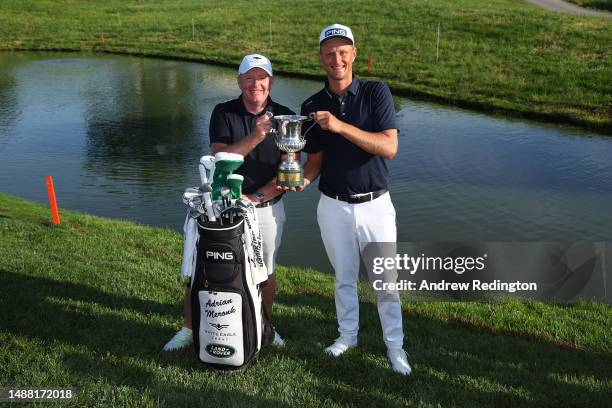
198, 290, 244, 366
201, 243, 239, 284
194, 218, 244, 288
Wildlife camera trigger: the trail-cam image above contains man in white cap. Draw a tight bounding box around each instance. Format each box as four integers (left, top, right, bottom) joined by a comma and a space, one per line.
297, 24, 412, 375
164, 54, 294, 351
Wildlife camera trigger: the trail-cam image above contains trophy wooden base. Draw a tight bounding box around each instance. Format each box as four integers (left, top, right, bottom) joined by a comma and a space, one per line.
276, 169, 303, 188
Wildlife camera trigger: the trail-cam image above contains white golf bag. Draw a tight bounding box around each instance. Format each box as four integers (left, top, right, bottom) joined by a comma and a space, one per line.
181, 153, 273, 371
189, 212, 271, 371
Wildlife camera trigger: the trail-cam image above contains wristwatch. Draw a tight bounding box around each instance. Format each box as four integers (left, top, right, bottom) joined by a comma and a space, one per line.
254, 191, 265, 204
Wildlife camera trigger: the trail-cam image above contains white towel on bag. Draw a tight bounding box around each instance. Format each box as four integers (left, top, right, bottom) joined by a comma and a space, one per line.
180, 213, 199, 278
237, 199, 268, 285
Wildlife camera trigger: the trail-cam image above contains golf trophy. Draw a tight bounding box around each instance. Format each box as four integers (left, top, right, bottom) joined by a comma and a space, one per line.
271, 115, 311, 188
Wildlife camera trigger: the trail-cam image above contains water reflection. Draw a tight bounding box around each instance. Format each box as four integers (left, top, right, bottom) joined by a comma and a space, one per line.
82, 60, 202, 185
391, 102, 612, 244
0, 52, 611, 274
0, 56, 20, 146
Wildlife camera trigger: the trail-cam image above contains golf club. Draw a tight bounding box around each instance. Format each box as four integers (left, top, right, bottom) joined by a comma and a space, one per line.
200, 155, 215, 185
199, 183, 216, 222
220, 185, 231, 210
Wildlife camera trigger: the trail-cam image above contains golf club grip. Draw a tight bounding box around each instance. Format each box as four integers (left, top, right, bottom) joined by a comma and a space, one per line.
204, 194, 216, 222
198, 164, 208, 185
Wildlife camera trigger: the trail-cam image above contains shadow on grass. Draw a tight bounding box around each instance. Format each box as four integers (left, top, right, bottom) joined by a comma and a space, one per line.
0, 268, 295, 407
269, 291, 612, 408
60, 350, 294, 407
0, 269, 176, 359
1, 268, 610, 407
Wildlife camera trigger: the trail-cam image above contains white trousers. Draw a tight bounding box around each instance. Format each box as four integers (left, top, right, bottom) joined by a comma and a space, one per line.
256, 198, 286, 275
317, 192, 404, 349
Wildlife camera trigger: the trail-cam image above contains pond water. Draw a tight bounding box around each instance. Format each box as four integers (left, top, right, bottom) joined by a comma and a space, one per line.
1, 52, 611, 273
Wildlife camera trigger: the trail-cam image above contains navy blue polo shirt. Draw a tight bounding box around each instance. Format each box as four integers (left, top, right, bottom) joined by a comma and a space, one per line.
301, 77, 398, 196
209, 96, 295, 194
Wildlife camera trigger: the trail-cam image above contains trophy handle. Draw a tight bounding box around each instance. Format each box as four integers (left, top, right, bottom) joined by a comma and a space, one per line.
303, 114, 317, 138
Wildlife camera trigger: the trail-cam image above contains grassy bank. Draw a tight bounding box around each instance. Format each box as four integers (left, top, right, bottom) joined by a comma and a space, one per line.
568, 0, 612, 12
0, 0, 610, 133
1, 192, 611, 407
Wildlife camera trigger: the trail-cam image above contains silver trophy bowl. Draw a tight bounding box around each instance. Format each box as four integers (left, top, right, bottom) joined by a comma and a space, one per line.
271, 115, 310, 187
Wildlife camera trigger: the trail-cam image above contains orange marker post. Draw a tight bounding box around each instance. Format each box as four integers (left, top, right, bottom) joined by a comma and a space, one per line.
367, 54, 372, 73
45, 176, 61, 225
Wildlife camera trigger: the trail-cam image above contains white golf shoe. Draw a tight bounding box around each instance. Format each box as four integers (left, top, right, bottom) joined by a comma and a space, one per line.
324, 336, 357, 357
387, 348, 412, 375
272, 330, 286, 347
163, 326, 193, 351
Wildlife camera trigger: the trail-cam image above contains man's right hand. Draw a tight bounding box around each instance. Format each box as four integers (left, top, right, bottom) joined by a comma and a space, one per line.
252, 112, 273, 140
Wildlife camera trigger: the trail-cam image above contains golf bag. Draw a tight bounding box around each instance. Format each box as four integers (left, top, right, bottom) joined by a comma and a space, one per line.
190, 215, 268, 371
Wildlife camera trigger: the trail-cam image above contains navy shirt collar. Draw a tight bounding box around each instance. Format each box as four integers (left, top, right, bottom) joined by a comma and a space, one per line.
324, 75, 360, 98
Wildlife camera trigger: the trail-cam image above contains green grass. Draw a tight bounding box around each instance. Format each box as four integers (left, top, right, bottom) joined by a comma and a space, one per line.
1, 192, 611, 407
568, 0, 612, 12
0, 0, 610, 133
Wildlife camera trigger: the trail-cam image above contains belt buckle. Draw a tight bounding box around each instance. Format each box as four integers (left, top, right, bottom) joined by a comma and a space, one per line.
353, 192, 372, 203
339, 193, 365, 204
331, 189, 384, 204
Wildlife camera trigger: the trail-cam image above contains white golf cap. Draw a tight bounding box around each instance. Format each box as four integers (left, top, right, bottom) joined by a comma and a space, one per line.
238, 54, 273, 77
319, 23, 354, 46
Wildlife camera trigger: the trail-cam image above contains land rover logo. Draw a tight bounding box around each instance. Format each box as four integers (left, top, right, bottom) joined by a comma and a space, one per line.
206, 343, 235, 358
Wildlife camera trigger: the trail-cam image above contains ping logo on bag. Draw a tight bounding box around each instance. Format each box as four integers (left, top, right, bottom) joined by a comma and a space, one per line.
205, 343, 236, 358
205, 250, 234, 261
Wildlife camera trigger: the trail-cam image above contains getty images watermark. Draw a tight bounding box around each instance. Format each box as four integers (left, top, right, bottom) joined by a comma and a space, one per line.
361, 242, 611, 302
371, 252, 537, 292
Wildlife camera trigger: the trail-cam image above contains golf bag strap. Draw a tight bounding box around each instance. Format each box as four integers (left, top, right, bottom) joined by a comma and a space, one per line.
260, 285, 275, 348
